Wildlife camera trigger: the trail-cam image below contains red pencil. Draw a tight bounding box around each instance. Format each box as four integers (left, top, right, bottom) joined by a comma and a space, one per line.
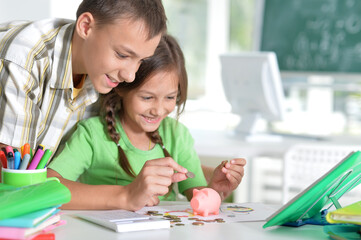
0, 150, 7, 168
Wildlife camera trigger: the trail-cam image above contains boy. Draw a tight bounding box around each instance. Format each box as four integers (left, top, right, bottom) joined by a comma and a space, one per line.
0, 0, 166, 158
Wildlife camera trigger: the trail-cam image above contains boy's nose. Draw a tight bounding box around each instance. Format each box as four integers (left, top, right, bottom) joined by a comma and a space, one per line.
119, 62, 140, 83
119, 70, 136, 83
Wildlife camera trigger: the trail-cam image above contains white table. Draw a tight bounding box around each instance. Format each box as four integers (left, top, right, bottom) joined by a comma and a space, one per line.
53, 201, 330, 240
54, 212, 329, 240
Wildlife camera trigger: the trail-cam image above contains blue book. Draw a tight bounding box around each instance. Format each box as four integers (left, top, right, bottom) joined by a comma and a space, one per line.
0, 207, 59, 228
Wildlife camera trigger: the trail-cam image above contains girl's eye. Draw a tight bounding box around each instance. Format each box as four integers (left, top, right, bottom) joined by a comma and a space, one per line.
142, 96, 152, 100
167, 96, 176, 100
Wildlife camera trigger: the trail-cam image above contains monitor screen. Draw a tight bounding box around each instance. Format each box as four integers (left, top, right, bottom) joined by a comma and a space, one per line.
220, 52, 286, 136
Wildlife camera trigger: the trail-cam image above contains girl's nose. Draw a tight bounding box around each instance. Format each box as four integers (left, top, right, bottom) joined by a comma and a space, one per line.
150, 101, 164, 116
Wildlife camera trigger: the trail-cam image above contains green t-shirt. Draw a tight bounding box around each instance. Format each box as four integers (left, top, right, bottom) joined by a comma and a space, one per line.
48, 116, 207, 200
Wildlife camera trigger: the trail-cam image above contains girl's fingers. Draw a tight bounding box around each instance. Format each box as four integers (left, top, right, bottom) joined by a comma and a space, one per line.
230, 158, 246, 166
226, 171, 241, 186
146, 157, 188, 174
172, 172, 187, 183
225, 168, 243, 184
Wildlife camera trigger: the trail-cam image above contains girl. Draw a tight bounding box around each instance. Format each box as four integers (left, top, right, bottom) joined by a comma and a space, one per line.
48, 35, 246, 211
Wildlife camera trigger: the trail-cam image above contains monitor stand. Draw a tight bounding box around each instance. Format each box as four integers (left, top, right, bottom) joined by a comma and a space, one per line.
230, 131, 284, 143
232, 115, 284, 142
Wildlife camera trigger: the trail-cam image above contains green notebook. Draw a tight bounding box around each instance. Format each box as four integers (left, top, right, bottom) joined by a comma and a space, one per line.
326, 200, 361, 225
0, 179, 71, 220
264, 151, 361, 228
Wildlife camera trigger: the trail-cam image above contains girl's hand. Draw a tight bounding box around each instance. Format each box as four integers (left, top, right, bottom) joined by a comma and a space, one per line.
124, 157, 188, 210
208, 158, 246, 200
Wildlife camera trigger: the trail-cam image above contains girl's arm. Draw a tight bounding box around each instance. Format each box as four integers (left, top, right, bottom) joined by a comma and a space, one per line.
48, 157, 188, 211
182, 158, 246, 201
48, 169, 130, 209
208, 158, 246, 200
201, 165, 214, 184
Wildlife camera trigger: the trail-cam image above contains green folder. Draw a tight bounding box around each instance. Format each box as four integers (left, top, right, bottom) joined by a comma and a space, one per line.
0, 179, 71, 220
264, 151, 361, 228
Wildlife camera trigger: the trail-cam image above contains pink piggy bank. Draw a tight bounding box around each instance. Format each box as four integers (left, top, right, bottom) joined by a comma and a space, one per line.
190, 188, 221, 217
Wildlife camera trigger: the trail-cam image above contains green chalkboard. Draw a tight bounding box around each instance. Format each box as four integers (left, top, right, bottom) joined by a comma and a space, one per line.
261, 0, 361, 73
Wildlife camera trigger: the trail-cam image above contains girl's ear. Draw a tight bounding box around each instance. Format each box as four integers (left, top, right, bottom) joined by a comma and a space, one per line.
76, 12, 95, 40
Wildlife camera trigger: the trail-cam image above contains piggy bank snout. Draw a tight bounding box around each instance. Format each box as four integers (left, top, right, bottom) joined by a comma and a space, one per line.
190, 198, 200, 210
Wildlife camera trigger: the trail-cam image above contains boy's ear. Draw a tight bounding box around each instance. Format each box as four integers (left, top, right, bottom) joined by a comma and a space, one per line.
76, 12, 95, 39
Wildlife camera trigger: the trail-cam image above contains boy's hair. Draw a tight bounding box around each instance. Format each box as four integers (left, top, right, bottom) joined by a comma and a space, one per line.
102, 34, 187, 180
76, 0, 167, 39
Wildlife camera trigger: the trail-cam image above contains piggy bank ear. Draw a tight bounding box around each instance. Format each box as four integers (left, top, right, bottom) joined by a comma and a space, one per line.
193, 189, 199, 195
204, 190, 209, 197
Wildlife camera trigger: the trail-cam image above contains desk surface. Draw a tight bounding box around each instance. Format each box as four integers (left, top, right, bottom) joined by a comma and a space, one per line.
54, 204, 330, 240
54, 214, 329, 240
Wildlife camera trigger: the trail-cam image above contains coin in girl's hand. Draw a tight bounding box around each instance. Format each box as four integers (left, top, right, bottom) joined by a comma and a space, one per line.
186, 171, 195, 178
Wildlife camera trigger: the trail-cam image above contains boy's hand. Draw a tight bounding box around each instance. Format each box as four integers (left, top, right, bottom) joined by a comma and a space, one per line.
208, 158, 246, 200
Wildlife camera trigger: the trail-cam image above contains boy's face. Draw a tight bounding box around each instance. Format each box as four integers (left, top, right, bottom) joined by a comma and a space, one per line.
121, 70, 179, 134
78, 17, 161, 94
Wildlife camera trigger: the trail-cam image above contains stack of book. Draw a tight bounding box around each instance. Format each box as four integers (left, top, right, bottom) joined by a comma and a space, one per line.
324, 200, 361, 239
0, 180, 71, 239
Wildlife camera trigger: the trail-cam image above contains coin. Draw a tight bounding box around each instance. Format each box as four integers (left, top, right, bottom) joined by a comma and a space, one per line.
192, 221, 204, 226
204, 220, 216, 222
175, 223, 185, 226
147, 211, 158, 214
186, 171, 195, 178
171, 219, 182, 223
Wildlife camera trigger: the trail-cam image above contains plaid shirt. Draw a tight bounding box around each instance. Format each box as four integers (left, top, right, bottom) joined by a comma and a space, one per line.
0, 18, 99, 153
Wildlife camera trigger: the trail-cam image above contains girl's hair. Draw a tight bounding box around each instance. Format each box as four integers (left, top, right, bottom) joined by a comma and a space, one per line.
102, 34, 187, 178
76, 0, 167, 39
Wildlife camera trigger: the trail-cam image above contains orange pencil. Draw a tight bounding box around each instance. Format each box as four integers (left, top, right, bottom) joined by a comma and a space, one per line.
23, 143, 30, 158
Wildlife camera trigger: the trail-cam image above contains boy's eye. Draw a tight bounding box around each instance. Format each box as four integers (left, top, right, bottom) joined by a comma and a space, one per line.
167, 96, 176, 100
116, 52, 127, 59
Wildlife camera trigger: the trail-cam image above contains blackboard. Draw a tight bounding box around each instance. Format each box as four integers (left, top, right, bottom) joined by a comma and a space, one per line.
260, 0, 361, 73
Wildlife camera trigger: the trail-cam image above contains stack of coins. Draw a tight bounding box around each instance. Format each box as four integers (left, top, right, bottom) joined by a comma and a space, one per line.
146, 210, 226, 227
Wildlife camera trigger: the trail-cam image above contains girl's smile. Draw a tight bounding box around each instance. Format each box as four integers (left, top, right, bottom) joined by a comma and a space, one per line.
121, 70, 179, 145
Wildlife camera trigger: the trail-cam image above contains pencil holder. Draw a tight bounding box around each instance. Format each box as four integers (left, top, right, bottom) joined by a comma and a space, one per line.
1, 168, 59, 187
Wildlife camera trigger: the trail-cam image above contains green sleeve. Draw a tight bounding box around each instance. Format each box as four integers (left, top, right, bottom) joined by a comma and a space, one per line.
165, 120, 207, 194
48, 120, 94, 181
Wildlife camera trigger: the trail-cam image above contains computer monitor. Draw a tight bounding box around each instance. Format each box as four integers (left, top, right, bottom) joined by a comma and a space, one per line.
220, 51, 286, 137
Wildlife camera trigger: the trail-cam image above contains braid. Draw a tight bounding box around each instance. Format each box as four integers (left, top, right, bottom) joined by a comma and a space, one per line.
104, 91, 120, 144
148, 130, 171, 157
103, 91, 136, 178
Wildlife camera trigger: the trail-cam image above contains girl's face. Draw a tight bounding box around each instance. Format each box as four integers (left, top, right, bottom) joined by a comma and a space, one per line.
78, 16, 161, 94
121, 70, 179, 134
